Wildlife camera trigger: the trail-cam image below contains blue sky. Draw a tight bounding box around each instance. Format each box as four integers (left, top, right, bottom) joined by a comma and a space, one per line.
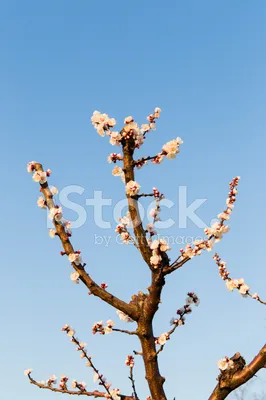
0, 1, 265, 399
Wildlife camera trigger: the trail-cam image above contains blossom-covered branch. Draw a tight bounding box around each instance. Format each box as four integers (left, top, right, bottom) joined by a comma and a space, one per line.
62, 324, 114, 397
155, 292, 200, 355
213, 253, 266, 305
27, 162, 139, 321
209, 344, 266, 400
91, 320, 137, 336
27, 375, 133, 400
26, 374, 111, 398
163, 176, 241, 275
25, 324, 136, 400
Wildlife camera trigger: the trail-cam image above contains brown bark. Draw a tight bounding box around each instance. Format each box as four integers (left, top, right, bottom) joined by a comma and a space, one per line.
209, 345, 266, 400
137, 318, 167, 400
122, 139, 152, 267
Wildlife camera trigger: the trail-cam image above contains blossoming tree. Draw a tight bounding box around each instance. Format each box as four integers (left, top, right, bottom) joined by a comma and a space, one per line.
25, 108, 266, 400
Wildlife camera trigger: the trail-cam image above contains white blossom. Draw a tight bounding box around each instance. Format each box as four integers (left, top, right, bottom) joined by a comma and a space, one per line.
68, 253, 82, 266
49, 229, 56, 238
27, 161, 36, 173
162, 137, 183, 159
32, 171, 47, 184
109, 131, 122, 146
50, 186, 58, 195
37, 196, 46, 209
217, 358, 234, 371
126, 180, 140, 196
49, 207, 63, 222
116, 310, 134, 323
24, 368, 33, 376
112, 166, 123, 176
70, 271, 80, 284
156, 332, 169, 345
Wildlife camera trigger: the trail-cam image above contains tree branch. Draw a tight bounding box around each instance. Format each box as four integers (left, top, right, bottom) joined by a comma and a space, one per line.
129, 365, 139, 400
28, 376, 133, 399
112, 328, 138, 335
32, 163, 139, 322
122, 139, 152, 268
209, 345, 266, 400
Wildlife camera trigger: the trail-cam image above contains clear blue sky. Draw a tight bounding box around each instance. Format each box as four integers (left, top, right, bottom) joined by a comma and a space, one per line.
0, 1, 265, 399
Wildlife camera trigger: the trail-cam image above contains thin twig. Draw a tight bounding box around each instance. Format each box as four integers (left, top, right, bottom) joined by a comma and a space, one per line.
129, 366, 139, 400
112, 328, 138, 335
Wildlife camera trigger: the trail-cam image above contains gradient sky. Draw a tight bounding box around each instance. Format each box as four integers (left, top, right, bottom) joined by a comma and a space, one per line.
1, 1, 266, 399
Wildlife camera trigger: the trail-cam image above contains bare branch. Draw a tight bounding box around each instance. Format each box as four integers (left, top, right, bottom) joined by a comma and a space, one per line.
112, 328, 138, 336
129, 366, 139, 400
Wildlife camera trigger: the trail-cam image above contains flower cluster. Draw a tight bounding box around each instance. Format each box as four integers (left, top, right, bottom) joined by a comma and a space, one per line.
155, 332, 170, 346
47, 374, 57, 387
59, 375, 68, 390
62, 324, 76, 336
27, 161, 51, 183
107, 153, 123, 163
27, 161, 37, 173
92, 320, 115, 335
162, 137, 183, 159
122, 120, 144, 148
68, 251, 83, 266
213, 253, 265, 303
115, 213, 133, 244
32, 170, 48, 184
217, 357, 234, 371
125, 355, 135, 367
125, 180, 141, 196
91, 107, 162, 150
71, 380, 87, 391
91, 111, 116, 137
170, 292, 200, 326
180, 239, 214, 259
134, 136, 183, 168
149, 239, 171, 268
205, 177, 240, 241
145, 107, 162, 128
